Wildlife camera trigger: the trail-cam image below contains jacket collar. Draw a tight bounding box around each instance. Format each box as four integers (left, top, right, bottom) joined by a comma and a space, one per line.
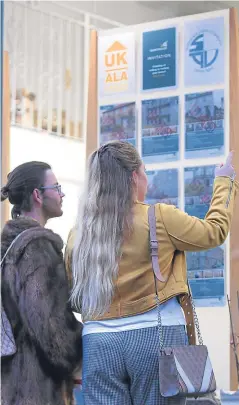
1, 217, 63, 259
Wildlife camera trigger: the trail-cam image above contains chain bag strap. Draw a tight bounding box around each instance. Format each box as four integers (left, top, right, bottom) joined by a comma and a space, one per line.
187, 281, 204, 346
148, 205, 216, 397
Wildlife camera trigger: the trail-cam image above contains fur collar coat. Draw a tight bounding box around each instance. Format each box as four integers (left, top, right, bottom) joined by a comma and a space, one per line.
1, 217, 82, 405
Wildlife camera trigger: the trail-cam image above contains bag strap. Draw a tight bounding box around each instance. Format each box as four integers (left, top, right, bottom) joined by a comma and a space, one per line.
148, 205, 166, 350
148, 205, 165, 282
148, 205, 203, 347
1, 227, 39, 267
185, 281, 203, 345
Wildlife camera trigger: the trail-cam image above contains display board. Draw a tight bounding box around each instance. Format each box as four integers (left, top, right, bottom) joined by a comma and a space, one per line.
86, 8, 239, 389
97, 9, 230, 307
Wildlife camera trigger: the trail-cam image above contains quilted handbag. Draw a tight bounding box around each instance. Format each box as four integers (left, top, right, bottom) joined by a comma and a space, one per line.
1, 306, 17, 357
148, 205, 216, 398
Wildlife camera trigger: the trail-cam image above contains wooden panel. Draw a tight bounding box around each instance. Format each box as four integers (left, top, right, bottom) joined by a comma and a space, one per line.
229, 7, 239, 390
1, 51, 10, 228
86, 30, 98, 160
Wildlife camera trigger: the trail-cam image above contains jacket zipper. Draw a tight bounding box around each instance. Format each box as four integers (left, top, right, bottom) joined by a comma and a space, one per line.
225, 174, 235, 208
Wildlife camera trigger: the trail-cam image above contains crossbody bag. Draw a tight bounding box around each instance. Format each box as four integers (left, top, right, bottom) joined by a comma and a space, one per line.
148, 205, 216, 398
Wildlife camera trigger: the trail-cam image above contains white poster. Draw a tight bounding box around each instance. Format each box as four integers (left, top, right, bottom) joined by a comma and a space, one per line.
184, 17, 224, 87
98, 32, 135, 98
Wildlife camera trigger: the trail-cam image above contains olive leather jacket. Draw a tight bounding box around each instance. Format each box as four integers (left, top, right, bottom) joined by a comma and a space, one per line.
66, 176, 238, 334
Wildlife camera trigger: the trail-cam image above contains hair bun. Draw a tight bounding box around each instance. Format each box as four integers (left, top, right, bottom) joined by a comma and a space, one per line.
1, 186, 9, 202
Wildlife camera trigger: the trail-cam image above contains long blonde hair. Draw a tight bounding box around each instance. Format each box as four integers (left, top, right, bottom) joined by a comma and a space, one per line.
71, 141, 142, 319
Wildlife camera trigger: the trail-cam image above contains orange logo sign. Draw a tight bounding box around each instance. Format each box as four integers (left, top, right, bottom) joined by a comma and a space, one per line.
104, 41, 128, 90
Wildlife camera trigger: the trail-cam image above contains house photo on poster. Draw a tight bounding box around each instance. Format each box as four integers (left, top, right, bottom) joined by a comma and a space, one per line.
145, 169, 178, 206
142, 27, 176, 91
184, 165, 215, 218
184, 165, 225, 305
185, 90, 224, 159
187, 246, 225, 305
99, 103, 136, 146
142, 96, 179, 164
184, 16, 224, 87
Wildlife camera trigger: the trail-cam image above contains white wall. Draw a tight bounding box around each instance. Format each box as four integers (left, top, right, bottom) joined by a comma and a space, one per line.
198, 306, 230, 390
10, 126, 85, 243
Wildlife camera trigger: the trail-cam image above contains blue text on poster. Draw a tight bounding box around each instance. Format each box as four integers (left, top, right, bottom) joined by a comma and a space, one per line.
99, 103, 136, 146
143, 28, 176, 90
142, 97, 179, 164
184, 17, 224, 87
185, 90, 224, 159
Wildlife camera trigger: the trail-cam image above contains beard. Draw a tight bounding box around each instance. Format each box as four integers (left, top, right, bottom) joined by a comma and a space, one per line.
41, 195, 63, 220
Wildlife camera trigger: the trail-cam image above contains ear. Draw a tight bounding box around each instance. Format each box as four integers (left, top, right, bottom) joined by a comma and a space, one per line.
32, 188, 43, 206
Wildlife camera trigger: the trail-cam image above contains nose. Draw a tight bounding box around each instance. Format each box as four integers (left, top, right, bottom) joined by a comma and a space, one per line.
61, 191, 65, 198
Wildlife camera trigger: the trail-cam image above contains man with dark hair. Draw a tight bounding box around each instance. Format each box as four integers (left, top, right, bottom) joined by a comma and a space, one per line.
1, 161, 82, 405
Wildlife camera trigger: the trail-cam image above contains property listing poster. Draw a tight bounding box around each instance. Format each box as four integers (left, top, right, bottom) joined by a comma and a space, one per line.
145, 169, 178, 206
142, 27, 177, 91
184, 165, 225, 305
99, 103, 136, 146
184, 17, 224, 87
98, 32, 135, 97
98, 11, 227, 306
142, 96, 179, 164
185, 90, 224, 159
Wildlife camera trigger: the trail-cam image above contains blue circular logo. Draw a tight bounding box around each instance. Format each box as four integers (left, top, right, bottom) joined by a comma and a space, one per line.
188, 30, 220, 70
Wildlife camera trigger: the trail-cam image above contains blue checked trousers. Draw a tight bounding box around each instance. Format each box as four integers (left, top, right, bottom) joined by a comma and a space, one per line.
82, 325, 188, 405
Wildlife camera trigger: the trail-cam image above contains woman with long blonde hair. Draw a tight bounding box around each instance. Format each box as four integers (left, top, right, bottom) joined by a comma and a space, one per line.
66, 141, 238, 405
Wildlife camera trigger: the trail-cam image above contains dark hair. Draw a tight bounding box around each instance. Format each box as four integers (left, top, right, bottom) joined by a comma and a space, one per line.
1, 161, 51, 218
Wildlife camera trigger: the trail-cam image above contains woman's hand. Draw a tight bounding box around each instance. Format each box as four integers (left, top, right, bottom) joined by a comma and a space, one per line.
215, 151, 236, 179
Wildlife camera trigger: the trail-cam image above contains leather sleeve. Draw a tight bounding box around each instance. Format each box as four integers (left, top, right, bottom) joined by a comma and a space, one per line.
158, 176, 239, 251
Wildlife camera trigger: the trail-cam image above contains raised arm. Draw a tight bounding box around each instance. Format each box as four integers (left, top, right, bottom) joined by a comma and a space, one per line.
159, 175, 238, 251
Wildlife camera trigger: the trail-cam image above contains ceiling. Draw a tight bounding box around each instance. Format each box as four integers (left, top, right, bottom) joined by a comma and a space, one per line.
139, 1, 239, 18
20, 1, 239, 28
